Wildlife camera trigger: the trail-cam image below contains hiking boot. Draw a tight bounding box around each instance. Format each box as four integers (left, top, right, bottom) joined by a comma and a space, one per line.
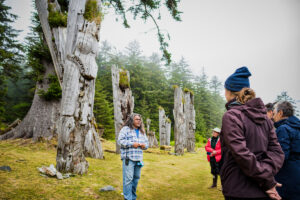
208, 176, 217, 189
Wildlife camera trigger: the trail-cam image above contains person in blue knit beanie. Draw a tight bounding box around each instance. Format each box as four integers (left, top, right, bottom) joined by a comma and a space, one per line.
220, 66, 284, 200
224, 66, 251, 92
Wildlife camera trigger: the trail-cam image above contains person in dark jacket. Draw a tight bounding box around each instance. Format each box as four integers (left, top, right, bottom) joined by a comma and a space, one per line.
220, 66, 284, 200
273, 101, 300, 200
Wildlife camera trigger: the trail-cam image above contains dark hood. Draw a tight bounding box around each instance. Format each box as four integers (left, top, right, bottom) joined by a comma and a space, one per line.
227, 98, 267, 125
274, 115, 300, 129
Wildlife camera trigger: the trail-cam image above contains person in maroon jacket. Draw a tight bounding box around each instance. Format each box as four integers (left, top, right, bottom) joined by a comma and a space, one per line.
220, 67, 284, 200
205, 127, 222, 188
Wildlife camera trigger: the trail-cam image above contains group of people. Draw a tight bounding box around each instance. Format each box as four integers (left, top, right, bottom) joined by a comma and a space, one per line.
116, 66, 299, 200
205, 67, 300, 200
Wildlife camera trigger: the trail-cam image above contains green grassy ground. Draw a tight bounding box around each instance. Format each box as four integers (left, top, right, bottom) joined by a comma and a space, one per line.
0, 139, 223, 200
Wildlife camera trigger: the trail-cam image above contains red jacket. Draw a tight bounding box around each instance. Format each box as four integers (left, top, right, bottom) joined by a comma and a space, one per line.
205, 137, 221, 162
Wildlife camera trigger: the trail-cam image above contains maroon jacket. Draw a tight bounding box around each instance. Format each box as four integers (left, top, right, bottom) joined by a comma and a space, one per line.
220, 98, 284, 198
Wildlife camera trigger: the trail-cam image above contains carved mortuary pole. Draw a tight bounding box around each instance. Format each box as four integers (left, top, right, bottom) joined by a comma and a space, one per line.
36, 0, 104, 174
146, 118, 158, 148
159, 107, 167, 146
112, 65, 134, 154
159, 107, 171, 146
183, 89, 196, 152
166, 118, 171, 146
147, 118, 151, 133
173, 86, 185, 155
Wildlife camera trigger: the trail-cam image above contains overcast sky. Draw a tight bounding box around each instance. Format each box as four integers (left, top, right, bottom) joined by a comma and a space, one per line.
5, 0, 300, 106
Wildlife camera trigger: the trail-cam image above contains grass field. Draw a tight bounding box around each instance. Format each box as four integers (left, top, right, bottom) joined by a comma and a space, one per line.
0, 139, 224, 200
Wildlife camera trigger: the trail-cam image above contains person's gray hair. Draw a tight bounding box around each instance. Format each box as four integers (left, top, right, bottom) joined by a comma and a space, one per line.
274, 101, 294, 117
122, 113, 145, 134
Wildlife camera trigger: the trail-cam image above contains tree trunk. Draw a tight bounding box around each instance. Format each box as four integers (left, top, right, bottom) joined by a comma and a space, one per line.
0, 62, 60, 141
146, 118, 158, 148
173, 87, 185, 155
111, 65, 134, 154
183, 92, 196, 152
36, 0, 103, 174
159, 108, 170, 146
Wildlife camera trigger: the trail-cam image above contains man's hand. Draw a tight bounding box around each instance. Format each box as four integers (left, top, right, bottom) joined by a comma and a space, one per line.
139, 143, 146, 149
133, 142, 139, 148
266, 183, 282, 200
212, 150, 217, 155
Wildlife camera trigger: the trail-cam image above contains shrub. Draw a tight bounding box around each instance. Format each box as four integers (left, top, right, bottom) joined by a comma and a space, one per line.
38, 74, 62, 101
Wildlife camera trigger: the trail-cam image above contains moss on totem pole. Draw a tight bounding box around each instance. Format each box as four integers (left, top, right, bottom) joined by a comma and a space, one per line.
83, 0, 103, 25
172, 85, 178, 89
48, 3, 68, 28
119, 70, 130, 90
166, 118, 171, 123
183, 87, 194, 96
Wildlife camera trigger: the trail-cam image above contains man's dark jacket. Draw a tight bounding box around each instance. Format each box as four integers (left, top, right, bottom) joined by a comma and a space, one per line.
220, 98, 284, 198
274, 115, 300, 200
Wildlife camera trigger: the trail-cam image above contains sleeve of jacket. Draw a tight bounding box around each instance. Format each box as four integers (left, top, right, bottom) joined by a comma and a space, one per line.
276, 125, 290, 160
117, 127, 134, 148
216, 146, 221, 155
261, 121, 285, 177
222, 111, 278, 191
205, 139, 213, 152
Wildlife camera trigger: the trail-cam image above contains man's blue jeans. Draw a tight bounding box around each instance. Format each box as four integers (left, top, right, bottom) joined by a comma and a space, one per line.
122, 159, 142, 200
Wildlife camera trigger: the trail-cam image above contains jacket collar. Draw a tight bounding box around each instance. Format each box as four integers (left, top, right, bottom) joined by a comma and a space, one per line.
274, 118, 287, 128
225, 98, 242, 110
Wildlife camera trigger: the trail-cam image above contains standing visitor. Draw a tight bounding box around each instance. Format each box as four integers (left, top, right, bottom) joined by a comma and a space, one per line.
273, 101, 300, 200
205, 127, 222, 189
118, 113, 149, 200
220, 66, 284, 200
265, 103, 275, 120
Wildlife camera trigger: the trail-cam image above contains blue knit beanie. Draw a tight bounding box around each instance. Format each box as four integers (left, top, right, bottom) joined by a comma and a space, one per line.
225, 66, 251, 92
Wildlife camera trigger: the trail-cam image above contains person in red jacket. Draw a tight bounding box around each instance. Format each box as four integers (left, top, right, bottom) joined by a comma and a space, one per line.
205, 127, 222, 188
